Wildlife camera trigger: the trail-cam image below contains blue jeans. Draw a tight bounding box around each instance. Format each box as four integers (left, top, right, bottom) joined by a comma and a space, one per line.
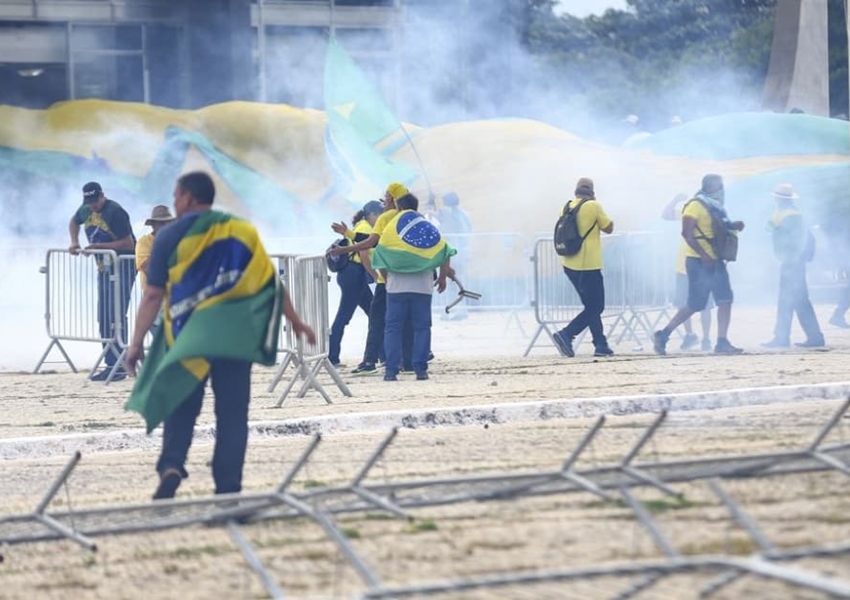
156, 359, 252, 494
384, 292, 432, 376
329, 263, 373, 364
97, 257, 135, 367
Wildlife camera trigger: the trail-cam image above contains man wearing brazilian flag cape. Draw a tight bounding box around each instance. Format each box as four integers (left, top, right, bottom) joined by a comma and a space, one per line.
125, 171, 316, 500
371, 193, 456, 381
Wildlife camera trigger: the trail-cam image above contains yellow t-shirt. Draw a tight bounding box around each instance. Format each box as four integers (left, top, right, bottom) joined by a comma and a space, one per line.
344, 219, 373, 264
135, 232, 154, 290
682, 199, 716, 260
369, 209, 398, 284
559, 198, 612, 271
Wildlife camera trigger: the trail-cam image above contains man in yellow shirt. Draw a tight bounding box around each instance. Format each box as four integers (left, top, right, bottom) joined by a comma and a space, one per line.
136, 205, 175, 291
653, 174, 746, 355
330, 183, 412, 374
551, 177, 615, 358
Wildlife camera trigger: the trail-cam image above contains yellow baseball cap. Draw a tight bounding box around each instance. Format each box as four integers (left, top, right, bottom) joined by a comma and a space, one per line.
386, 182, 409, 201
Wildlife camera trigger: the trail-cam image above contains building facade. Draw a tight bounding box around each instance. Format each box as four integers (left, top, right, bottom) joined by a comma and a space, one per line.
0, 0, 401, 109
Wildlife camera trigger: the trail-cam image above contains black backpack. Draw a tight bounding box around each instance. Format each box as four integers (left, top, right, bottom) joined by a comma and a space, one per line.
325, 238, 351, 273
554, 198, 595, 257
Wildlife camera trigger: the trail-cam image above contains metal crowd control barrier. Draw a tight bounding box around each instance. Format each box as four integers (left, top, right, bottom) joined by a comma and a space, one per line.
34, 249, 135, 383
432, 232, 531, 334
525, 233, 674, 356
267, 254, 351, 405
2, 400, 849, 598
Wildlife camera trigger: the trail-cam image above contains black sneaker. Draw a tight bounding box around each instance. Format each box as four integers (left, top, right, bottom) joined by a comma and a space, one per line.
351, 363, 377, 375
795, 338, 825, 348
89, 369, 110, 381
653, 331, 669, 356
593, 346, 614, 357
153, 469, 182, 500
552, 332, 575, 357
383, 373, 398, 382
714, 338, 744, 355
427, 352, 435, 362
416, 371, 429, 381
679, 333, 698, 350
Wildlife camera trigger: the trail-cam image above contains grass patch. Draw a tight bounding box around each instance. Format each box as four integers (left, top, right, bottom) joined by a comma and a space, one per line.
681, 536, 756, 556
36, 421, 56, 427
408, 519, 438, 533
364, 513, 396, 521
341, 527, 361, 539
303, 479, 326, 489
171, 544, 228, 559
641, 497, 701, 513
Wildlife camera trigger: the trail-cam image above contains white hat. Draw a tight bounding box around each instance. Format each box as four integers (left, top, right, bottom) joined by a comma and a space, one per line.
773, 183, 799, 200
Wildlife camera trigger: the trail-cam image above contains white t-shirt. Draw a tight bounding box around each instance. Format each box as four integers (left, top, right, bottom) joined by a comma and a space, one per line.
386, 270, 434, 295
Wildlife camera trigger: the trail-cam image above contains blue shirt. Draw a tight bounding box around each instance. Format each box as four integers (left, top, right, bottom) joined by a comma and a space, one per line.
146, 212, 202, 288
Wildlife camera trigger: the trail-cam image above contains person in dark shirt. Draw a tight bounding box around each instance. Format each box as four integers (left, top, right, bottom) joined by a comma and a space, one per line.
126, 171, 316, 500
68, 181, 136, 381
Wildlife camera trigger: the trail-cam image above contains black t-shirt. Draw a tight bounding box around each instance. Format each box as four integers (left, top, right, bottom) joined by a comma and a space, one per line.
146, 212, 202, 288
74, 199, 136, 254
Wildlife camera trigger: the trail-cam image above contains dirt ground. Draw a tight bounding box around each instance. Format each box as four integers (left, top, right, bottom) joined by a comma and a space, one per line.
1, 307, 850, 598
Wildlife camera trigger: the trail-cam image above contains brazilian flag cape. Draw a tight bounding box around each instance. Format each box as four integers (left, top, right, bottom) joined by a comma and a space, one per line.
371, 210, 456, 273
126, 210, 282, 433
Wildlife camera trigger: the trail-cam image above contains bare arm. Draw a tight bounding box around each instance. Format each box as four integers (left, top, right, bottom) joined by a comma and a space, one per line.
125, 285, 165, 375
332, 233, 379, 255
601, 222, 614, 234
87, 235, 135, 253
283, 287, 317, 345
682, 217, 714, 263
69, 218, 82, 253
662, 194, 687, 221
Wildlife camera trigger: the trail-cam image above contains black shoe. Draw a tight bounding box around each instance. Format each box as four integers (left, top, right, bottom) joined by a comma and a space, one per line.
593, 346, 614, 357
427, 352, 435, 362
416, 371, 429, 381
552, 332, 574, 357
89, 369, 110, 381
153, 469, 182, 500
383, 373, 398, 382
351, 363, 377, 375
761, 339, 790, 349
653, 331, 669, 356
795, 338, 825, 348
829, 315, 850, 329
680, 333, 698, 351
715, 338, 744, 355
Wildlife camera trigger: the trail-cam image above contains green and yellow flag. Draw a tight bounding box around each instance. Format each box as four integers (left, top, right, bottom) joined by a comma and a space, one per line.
371, 210, 456, 274
126, 210, 281, 433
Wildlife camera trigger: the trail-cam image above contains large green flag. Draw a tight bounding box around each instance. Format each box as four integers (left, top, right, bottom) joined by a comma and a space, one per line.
323, 37, 416, 197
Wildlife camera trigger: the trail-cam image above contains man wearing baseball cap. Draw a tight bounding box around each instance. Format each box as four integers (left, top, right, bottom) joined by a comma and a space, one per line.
69, 181, 136, 381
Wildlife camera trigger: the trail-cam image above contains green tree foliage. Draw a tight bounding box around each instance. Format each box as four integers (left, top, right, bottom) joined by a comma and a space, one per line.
514, 0, 848, 137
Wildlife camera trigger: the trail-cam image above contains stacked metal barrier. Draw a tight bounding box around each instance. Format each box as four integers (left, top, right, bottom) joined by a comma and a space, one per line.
33, 248, 134, 382
1, 400, 849, 598
266, 253, 351, 405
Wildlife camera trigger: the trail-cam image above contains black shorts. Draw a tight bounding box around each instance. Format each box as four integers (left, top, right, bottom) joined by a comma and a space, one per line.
674, 272, 714, 311
685, 257, 733, 312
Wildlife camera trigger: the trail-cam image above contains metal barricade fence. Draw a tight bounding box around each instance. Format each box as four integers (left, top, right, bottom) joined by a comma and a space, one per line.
119, 255, 152, 355
525, 233, 673, 356
431, 232, 531, 312
34, 249, 135, 382
267, 253, 351, 406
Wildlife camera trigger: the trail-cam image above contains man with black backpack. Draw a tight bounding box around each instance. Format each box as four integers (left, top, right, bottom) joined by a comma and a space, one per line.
551, 177, 615, 358
761, 183, 824, 348
653, 174, 746, 356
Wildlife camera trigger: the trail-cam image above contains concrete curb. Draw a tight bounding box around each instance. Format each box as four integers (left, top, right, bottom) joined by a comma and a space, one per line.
2, 381, 849, 460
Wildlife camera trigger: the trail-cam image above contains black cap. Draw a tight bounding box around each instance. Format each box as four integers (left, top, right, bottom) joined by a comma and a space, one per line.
83, 182, 103, 203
